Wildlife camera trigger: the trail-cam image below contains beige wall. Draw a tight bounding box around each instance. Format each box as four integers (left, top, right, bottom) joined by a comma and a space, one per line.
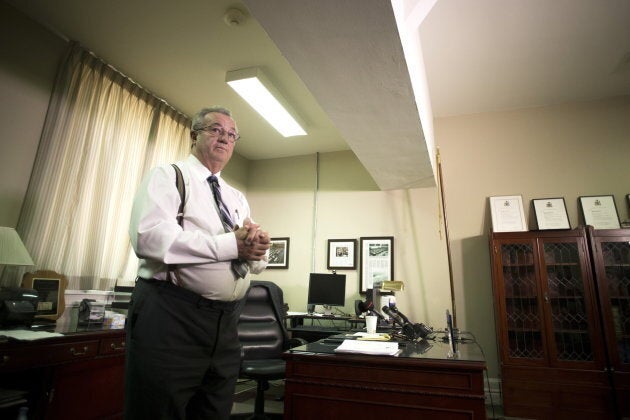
245, 151, 452, 331
0, 1, 66, 227
435, 96, 630, 378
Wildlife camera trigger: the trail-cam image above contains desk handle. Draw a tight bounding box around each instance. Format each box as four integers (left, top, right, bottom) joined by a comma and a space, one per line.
1, 355, 8, 365
70, 346, 89, 356
110, 341, 126, 351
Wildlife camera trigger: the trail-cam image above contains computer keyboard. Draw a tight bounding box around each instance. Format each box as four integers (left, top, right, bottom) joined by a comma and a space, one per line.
293, 325, 340, 332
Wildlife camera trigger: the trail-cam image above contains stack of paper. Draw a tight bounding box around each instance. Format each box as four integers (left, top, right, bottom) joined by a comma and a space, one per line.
354, 332, 391, 341
0, 330, 63, 341
334, 339, 400, 356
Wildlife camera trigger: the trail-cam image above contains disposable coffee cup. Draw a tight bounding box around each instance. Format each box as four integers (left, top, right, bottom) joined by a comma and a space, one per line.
365, 315, 377, 334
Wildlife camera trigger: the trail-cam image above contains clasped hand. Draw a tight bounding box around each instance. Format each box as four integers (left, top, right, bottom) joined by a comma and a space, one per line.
234, 218, 270, 261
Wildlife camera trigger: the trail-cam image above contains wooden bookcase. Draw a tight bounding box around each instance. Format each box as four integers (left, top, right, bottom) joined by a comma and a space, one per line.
587, 226, 630, 417
489, 227, 616, 419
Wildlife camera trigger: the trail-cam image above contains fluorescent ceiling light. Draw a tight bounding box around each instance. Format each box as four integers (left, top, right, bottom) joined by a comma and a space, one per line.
226, 67, 306, 137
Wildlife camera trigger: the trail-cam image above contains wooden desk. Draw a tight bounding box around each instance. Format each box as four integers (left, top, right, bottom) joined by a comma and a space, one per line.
0, 325, 125, 419
283, 338, 487, 420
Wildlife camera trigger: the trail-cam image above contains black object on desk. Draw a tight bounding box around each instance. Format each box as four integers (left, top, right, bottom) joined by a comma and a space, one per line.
0, 287, 38, 327
78, 299, 105, 325
286, 314, 356, 342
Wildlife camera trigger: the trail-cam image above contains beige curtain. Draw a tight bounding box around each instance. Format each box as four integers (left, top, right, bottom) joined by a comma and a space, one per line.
4, 43, 190, 290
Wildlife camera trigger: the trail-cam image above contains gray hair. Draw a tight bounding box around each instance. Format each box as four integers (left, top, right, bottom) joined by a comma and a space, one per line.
191, 107, 233, 130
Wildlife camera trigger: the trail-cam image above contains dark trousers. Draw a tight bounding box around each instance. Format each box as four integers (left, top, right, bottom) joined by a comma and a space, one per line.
124, 279, 243, 420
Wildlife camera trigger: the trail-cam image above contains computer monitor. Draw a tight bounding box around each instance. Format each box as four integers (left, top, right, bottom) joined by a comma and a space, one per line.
307, 273, 346, 315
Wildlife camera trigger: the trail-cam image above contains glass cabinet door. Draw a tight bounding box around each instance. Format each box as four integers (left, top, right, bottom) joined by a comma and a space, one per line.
597, 237, 630, 367
540, 240, 594, 363
499, 242, 545, 361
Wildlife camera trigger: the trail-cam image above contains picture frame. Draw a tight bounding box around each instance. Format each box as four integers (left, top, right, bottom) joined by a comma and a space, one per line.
21, 270, 68, 321
359, 236, 394, 293
579, 195, 621, 229
532, 197, 571, 230
489, 195, 527, 232
267, 237, 290, 269
327, 239, 357, 270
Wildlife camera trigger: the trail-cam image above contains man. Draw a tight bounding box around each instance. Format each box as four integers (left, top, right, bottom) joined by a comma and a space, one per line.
125, 107, 271, 419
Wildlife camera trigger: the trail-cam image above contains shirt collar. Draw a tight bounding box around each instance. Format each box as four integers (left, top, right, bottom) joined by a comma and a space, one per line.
187, 154, 222, 183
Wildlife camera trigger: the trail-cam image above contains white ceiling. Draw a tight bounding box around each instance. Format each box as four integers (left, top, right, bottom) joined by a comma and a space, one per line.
421, 0, 630, 117
6, 0, 630, 189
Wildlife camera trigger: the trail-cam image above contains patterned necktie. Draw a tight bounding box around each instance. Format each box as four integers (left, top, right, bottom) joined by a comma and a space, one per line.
208, 175, 249, 279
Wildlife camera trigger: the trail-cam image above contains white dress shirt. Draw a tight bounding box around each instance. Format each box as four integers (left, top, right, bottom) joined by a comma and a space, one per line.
129, 154, 267, 301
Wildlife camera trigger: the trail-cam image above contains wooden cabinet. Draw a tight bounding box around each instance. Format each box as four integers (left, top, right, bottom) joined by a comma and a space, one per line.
0, 328, 125, 419
489, 228, 615, 419
587, 226, 630, 417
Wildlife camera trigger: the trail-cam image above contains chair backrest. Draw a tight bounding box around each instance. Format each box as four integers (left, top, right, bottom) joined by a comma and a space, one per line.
238, 281, 288, 360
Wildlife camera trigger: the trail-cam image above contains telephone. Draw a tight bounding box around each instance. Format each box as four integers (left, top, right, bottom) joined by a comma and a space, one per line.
0, 287, 39, 327
78, 299, 105, 325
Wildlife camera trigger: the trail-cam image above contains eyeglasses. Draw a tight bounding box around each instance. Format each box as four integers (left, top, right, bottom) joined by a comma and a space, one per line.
195, 125, 240, 143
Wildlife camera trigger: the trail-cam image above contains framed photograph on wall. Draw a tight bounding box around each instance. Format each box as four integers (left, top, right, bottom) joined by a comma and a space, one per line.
579, 195, 621, 229
532, 197, 571, 230
489, 195, 527, 232
267, 237, 290, 269
327, 239, 357, 270
21, 270, 68, 321
359, 236, 394, 293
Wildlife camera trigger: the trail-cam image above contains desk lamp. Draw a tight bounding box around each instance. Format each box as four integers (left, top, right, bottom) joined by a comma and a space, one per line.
0, 227, 34, 282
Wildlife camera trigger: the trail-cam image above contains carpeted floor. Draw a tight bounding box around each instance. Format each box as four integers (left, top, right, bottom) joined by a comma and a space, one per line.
230, 379, 285, 419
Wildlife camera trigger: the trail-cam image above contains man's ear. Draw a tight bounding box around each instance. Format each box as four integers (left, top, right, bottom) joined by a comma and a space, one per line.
190, 130, 197, 141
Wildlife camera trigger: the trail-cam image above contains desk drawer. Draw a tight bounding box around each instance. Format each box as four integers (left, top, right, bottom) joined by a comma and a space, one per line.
99, 336, 126, 355
0, 340, 98, 371
287, 355, 484, 395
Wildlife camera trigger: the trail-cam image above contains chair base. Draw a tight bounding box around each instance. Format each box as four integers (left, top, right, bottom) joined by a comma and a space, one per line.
231, 378, 284, 420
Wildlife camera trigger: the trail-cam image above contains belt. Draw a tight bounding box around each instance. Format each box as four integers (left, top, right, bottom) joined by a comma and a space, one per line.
137, 278, 240, 311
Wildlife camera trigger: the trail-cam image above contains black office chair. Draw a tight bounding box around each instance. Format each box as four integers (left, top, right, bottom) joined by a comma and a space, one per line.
236, 280, 305, 420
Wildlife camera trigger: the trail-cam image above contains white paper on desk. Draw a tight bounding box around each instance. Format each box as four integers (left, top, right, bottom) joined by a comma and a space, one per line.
0, 330, 63, 341
334, 339, 399, 356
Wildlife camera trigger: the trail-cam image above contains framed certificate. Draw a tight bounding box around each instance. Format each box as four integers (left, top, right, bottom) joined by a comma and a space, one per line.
532, 198, 571, 230
359, 236, 394, 293
327, 239, 357, 269
489, 195, 527, 232
579, 195, 621, 229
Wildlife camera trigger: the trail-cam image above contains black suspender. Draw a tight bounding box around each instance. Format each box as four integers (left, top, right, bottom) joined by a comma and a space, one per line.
168, 164, 185, 285
172, 163, 185, 227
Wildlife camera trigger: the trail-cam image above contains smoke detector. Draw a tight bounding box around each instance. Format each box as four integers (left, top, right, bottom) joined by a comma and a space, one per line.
223, 8, 247, 27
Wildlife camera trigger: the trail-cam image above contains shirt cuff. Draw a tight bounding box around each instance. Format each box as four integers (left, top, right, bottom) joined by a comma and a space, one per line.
215, 231, 238, 261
